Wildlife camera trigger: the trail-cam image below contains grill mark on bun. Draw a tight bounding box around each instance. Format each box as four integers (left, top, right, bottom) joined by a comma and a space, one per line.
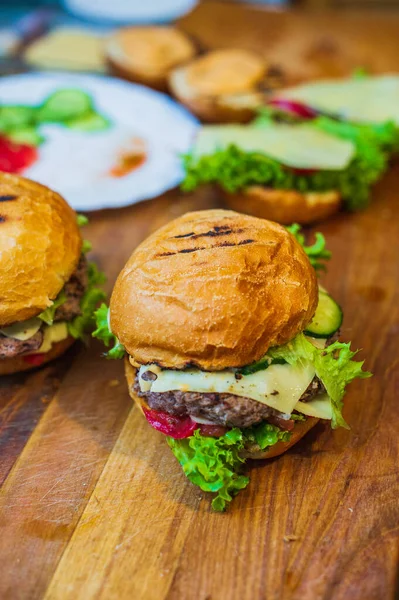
220, 238, 254, 247
172, 225, 245, 241
156, 237, 255, 258
179, 247, 200, 254
0, 195, 17, 202
173, 232, 195, 239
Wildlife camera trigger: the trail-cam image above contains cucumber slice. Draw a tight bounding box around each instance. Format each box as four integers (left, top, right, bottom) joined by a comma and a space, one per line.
305, 291, 343, 338
7, 127, 45, 146
67, 112, 110, 132
37, 89, 93, 123
0, 105, 37, 131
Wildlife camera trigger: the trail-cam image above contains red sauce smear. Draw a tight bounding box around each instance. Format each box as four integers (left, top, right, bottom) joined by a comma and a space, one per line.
268, 98, 318, 120
110, 150, 146, 178
143, 408, 198, 439
23, 353, 46, 366
0, 135, 38, 173
143, 408, 229, 439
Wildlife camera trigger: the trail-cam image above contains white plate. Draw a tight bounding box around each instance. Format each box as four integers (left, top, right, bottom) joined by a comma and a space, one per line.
63, 0, 198, 23
0, 73, 199, 211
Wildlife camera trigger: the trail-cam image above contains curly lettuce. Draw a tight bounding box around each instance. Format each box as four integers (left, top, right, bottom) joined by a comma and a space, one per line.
168, 422, 291, 511
38, 290, 67, 325
67, 262, 106, 341
93, 303, 125, 359
182, 113, 394, 211
244, 421, 291, 449
267, 333, 372, 429
168, 428, 248, 511
37, 262, 105, 338
286, 224, 331, 271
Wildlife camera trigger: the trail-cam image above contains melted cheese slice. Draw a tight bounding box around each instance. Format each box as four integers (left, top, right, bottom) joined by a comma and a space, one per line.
0, 317, 42, 341
37, 322, 68, 354
295, 394, 332, 420
279, 75, 399, 125
194, 122, 354, 170
138, 361, 331, 418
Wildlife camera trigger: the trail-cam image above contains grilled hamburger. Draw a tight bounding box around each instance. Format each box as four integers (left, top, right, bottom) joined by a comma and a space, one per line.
0, 172, 105, 375
182, 108, 392, 224
94, 209, 370, 510
105, 26, 196, 91
169, 49, 270, 123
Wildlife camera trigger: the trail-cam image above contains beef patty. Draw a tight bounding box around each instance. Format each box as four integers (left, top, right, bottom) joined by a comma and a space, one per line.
135, 376, 325, 428
0, 330, 44, 360
0, 255, 87, 360
54, 255, 88, 322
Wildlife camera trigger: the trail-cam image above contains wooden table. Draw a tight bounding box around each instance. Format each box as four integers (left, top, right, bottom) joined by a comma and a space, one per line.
1, 3, 399, 599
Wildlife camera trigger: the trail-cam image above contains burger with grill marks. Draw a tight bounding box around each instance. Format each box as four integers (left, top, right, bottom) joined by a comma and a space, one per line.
94, 209, 371, 511
0, 172, 105, 376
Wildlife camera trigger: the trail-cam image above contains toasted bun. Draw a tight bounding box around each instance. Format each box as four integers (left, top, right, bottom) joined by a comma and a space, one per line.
124, 359, 319, 459
0, 336, 75, 376
222, 186, 342, 225
105, 26, 196, 91
169, 49, 266, 123
0, 172, 82, 327
111, 209, 318, 370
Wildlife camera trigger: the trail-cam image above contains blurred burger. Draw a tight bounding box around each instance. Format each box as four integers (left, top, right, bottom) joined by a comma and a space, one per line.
94, 209, 370, 510
0, 172, 105, 375
169, 49, 269, 123
105, 26, 197, 91
181, 107, 391, 224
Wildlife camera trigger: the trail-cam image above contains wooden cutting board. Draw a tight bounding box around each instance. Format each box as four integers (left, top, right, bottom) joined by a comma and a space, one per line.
1, 3, 399, 599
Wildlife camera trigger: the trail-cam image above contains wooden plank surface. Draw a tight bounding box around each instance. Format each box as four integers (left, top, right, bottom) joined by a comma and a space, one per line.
1, 3, 399, 599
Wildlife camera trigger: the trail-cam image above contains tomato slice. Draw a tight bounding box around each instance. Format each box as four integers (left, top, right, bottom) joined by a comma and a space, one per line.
0, 135, 38, 173
23, 353, 46, 366
199, 424, 229, 437
143, 408, 198, 439
268, 99, 318, 120
290, 167, 318, 176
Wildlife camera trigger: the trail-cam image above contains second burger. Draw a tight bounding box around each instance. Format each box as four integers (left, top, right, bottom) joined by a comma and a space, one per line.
94, 209, 371, 510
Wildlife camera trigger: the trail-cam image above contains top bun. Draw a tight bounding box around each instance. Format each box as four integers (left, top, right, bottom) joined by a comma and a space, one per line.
110, 209, 318, 370
105, 26, 196, 91
0, 172, 82, 327
169, 49, 266, 123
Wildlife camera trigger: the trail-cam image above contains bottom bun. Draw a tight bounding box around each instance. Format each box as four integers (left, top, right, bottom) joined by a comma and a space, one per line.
222, 186, 341, 225
0, 336, 75, 376
106, 57, 168, 92
240, 417, 319, 459
125, 359, 319, 459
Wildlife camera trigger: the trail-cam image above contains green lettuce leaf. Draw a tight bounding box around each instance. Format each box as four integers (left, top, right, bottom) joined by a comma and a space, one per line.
268, 333, 372, 428
38, 290, 67, 325
286, 224, 331, 271
92, 303, 125, 359
67, 262, 106, 341
82, 240, 92, 254
167, 428, 249, 511
313, 341, 372, 429
244, 421, 291, 450
168, 420, 293, 510
77, 214, 89, 227
182, 114, 393, 211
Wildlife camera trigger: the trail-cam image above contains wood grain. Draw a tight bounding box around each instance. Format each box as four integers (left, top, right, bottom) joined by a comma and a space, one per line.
1, 3, 399, 599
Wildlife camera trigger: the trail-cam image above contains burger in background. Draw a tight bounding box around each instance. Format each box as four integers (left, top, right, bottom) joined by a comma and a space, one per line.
94, 209, 371, 511
181, 107, 395, 224
0, 172, 105, 375
105, 26, 197, 91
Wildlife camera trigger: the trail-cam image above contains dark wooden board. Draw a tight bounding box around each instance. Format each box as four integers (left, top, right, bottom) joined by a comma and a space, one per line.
0, 3, 399, 599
